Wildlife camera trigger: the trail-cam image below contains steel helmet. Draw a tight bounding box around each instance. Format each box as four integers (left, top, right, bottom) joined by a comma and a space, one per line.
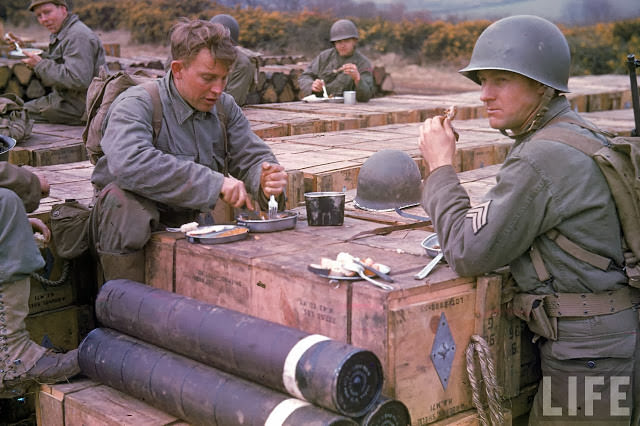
459, 15, 571, 92
330, 19, 359, 42
210, 14, 240, 44
354, 150, 423, 212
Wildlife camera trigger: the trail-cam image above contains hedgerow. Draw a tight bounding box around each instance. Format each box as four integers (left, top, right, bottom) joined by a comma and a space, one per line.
5, 0, 639, 75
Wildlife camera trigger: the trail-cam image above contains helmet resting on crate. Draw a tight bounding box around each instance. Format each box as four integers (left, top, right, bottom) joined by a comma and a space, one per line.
354, 150, 423, 212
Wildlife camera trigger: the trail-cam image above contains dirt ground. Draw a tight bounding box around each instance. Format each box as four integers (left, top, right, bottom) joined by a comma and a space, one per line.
7, 26, 479, 96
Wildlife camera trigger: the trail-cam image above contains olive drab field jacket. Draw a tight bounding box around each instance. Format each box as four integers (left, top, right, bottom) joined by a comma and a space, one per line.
91, 71, 279, 216
0, 163, 45, 282
30, 14, 105, 123
423, 95, 636, 360
299, 48, 374, 102
226, 46, 259, 106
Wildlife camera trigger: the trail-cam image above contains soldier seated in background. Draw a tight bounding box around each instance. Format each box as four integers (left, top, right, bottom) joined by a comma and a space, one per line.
90, 18, 286, 283
165, 14, 259, 107
298, 19, 374, 102
18, 0, 105, 125
0, 160, 80, 397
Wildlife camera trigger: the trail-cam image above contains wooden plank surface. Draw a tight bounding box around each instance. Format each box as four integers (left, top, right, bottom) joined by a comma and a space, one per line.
63, 383, 186, 425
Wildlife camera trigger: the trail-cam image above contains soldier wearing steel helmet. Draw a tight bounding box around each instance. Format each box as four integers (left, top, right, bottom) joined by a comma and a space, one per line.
19, 0, 105, 125
299, 19, 374, 102
209, 14, 259, 106
418, 15, 639, 424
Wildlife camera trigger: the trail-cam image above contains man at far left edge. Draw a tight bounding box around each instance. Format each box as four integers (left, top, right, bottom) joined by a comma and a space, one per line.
20, 0, 105, 125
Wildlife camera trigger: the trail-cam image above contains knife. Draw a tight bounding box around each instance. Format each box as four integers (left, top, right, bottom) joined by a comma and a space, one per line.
354, 259, 394, 283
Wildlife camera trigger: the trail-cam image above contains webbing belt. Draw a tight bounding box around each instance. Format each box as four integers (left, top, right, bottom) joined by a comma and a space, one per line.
543, 286, 640, 317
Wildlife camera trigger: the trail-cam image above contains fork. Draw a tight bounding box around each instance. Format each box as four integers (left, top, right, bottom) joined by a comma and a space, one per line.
268, 194, 278, 219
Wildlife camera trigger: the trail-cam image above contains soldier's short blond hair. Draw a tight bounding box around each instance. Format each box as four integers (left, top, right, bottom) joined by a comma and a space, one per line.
170, 18, 236, 69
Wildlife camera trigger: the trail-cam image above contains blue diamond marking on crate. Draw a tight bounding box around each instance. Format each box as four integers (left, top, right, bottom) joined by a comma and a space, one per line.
430, 312, 456, 390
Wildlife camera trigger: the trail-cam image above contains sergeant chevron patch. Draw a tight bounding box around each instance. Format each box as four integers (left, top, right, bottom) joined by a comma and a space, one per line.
466, 201, 491, 234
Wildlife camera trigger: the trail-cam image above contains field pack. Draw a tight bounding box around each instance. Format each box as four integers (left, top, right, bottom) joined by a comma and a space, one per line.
529, 54, 640, 286
0, 93, 33, 143
82, 66, 229, 168
531, 118, 640, 285
82, 66, 162, 164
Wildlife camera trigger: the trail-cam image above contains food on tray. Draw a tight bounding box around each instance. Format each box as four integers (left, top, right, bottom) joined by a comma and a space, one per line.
186, 225, 229, 236
179, 222, 199, 233
214, 227, 248, 238
311, 252, 385, 278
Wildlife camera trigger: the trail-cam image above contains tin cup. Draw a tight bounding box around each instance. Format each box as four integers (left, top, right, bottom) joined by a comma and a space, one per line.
304, 192, 345, 226
343, 91, 356, 105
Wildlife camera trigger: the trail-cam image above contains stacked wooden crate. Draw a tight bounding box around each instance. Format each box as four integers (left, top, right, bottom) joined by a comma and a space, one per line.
0, 54, 394, 104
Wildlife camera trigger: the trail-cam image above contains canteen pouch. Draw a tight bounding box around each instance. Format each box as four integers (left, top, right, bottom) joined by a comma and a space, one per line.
50, 199, 91, 259
512, 293, 557, 342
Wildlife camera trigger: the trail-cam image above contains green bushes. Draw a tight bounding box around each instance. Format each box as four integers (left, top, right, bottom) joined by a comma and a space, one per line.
5, 0, 639, 75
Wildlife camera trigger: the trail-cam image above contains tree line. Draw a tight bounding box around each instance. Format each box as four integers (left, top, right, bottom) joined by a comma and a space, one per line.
4, 0, 640, 75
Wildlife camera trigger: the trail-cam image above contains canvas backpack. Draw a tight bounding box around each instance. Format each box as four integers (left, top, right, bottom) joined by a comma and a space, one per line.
82, 67, 230, 170
0, 93, 33, 143
82, 67, 162, 164
529, 117, 640, 286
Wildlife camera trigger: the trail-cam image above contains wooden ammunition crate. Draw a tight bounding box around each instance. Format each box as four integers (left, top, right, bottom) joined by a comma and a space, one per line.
37, 379, 188, 426
25, 305, 81, 351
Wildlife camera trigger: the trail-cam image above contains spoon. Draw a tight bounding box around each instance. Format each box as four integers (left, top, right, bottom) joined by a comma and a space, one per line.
343, 262, 394, 291
14, 42, 24, 56
322, 82, 329, 98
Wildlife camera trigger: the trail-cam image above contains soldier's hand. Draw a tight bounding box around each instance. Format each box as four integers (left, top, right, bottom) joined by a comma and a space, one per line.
311, 79, 325, 94
339, 63, 360, 85
29, 218, 51, 243
37, 174, 50, 198
418, 116, 457, 173
260, 162, 287, 197
22, 49, 42, 68
220, 176, 254, 210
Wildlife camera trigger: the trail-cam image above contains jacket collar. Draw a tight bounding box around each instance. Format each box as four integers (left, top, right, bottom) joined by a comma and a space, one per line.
164, 71, 212, 125
50, 13, 78, 44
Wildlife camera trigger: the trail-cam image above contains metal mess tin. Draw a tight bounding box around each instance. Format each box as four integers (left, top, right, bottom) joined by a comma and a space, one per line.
186, 225, 249, 244
416, 233, 444, 280
236, 210, 298, 232
420, 233, 442, 257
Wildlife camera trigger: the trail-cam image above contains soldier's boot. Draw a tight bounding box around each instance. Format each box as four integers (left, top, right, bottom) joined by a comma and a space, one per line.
98, 250, 145, 284
0, 278, 80, 397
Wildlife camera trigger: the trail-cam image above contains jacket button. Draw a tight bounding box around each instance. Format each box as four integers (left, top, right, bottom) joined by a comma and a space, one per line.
586, 360, 596, 369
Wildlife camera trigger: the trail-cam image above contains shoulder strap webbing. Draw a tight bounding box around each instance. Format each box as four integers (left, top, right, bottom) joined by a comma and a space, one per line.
215, 98, 230, 176
528, 118, 618, 282
140, 81, 162, 143
545, 229, 612, 271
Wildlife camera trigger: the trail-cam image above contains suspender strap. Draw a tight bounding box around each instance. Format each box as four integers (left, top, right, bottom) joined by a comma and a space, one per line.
215, 98, 229, 177
545, 229, 612, 271
140, 81, 163, 143
530, 244, 552, 283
